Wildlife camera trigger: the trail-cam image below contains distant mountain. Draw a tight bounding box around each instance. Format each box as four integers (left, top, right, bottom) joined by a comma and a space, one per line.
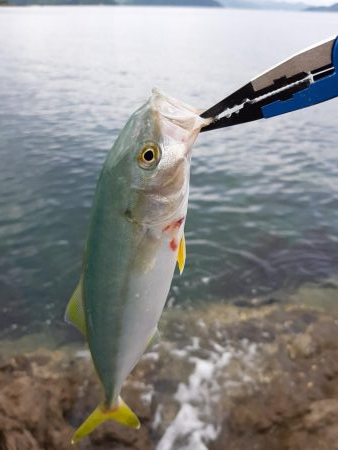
122, 0, 221, 5
119, 0, 306, 8
8, 0, 117, 4
307, 2, 338, 11
3, 0, 309, 10
217, 0, 306, 10
6, 0, 221, 4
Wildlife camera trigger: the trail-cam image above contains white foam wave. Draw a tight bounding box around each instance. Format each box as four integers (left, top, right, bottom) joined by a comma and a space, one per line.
155, 332, 259, 450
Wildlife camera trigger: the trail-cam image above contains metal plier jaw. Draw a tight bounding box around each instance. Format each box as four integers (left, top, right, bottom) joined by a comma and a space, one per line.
200, 36, 338, 132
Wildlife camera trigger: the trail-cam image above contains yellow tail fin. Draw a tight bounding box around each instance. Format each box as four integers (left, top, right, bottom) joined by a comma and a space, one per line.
71, 396, 140, 444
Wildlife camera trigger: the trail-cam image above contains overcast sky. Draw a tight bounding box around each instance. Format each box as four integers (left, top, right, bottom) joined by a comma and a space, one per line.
278, 0, 334, 4
246, 0, 335, 6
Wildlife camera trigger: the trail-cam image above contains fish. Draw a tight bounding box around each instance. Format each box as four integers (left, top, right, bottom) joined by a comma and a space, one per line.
65, 88, 210, 443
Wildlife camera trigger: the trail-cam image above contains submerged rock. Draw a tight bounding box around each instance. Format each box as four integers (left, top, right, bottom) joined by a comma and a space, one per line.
1, 304, 338, 450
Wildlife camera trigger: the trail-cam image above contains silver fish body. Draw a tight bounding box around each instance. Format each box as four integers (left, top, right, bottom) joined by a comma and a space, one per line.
66, 89, 209, 442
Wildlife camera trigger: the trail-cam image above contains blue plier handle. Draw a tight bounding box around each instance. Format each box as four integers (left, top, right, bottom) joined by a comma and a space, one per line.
201, 36, 338, 132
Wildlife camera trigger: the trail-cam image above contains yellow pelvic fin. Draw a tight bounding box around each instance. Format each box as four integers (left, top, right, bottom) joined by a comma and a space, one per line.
71, 396, 140, 444
177, 234, 186, 275
64, 278, 86, 337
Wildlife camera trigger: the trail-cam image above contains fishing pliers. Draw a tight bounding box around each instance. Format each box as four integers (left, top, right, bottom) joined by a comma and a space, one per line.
200, 36, 338, 131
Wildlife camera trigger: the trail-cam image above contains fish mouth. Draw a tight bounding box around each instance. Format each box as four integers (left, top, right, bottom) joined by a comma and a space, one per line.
150, 88, 212, 148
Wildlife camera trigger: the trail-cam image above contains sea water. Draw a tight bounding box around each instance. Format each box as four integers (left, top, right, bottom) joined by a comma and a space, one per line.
0, 6, 337, 342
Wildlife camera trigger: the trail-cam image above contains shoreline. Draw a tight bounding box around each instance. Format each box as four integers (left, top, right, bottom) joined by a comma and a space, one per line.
1, 302, 338, 449
1, 277, 338, 355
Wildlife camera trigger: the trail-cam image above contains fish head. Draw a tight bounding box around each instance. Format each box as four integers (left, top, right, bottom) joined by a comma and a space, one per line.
105, 89, 211, 227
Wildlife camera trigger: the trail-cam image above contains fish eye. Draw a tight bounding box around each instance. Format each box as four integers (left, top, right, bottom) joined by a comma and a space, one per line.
138, 143, 161, 169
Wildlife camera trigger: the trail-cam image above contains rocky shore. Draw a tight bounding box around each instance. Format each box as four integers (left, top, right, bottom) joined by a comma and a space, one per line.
1, 303, 338, 450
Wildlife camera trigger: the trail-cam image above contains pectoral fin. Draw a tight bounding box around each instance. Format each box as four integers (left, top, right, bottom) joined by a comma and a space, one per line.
64, 278, 86, 337
177, 234, 186, 275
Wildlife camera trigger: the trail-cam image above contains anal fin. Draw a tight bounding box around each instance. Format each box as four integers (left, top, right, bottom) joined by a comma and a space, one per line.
65, 278, 86, 337
146, 327, 161, 351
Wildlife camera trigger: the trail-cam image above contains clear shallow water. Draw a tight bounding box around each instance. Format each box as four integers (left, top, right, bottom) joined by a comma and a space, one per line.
0, 6, 338, 339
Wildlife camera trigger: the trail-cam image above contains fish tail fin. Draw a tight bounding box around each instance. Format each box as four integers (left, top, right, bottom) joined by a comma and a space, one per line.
71, 396, 140, 444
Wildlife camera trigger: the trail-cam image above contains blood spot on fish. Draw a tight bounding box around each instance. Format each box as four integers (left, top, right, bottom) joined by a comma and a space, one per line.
163, 217, 184, 252
162, 217, 185, 233
174, 217, 185, 228
170, 238, 178, 251
162, 224, 171, 233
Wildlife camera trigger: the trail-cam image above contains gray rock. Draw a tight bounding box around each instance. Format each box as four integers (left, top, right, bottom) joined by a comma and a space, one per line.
1, 305, 338, 450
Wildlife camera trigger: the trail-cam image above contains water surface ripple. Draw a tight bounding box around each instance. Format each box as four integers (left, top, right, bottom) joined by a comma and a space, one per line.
0, 6, 338, 338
